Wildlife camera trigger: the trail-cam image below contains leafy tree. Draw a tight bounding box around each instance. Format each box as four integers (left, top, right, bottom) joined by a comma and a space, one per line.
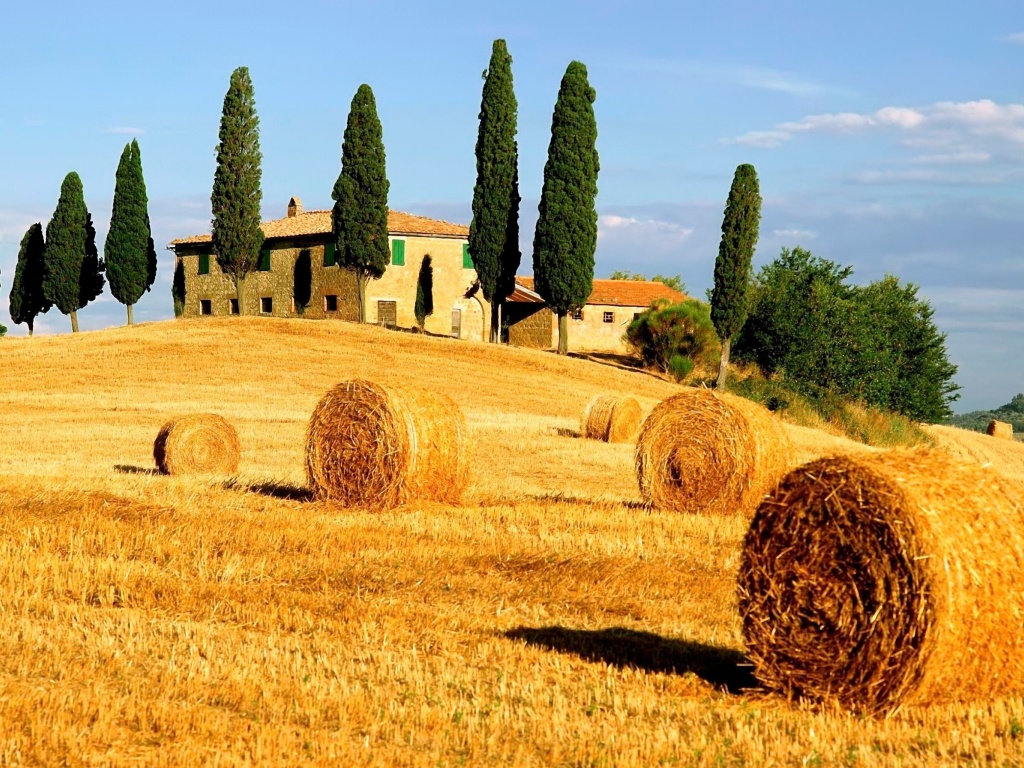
106, 140, 156, 325
293, 249, 312, 315
625, 299, 720, 374
609, 270, 687, 294
415, 255, 434, 330
710, 163, 761, 388
10, 223, 51, 335
172, 258, 186, 317
532, 61, 600, 355
948, 394, 1024, 433
43, 172, 104, 332
333, 84, 390, 324
469, 39, 521, 342
211, 66, 263, 314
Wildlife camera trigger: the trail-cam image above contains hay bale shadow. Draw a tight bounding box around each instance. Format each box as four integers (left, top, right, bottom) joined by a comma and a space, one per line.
114, 464, 160, 476
223, 479, 314, 502
529, 492, 648, 510
504, 626, 757, 694
555, 427, 582, 439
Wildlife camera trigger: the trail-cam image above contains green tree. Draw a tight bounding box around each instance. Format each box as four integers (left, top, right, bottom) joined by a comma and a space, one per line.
607, 271, 686, 293
43, 172, 104, 332
106, 140, 156, 325
10, 223, 51, 335
625, 299, 720, 374
415, 255, 434, 330
293, 249, 312, 316
469, 39, 521, 342
532, 61, 600, 355
211, 66, 263, 315
172, 258, 186, 317
710, 163, 761, 388
333, 84, 390, 324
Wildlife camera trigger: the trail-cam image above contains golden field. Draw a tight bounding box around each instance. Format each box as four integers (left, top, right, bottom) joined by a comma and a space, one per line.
0, 317, 1023, 766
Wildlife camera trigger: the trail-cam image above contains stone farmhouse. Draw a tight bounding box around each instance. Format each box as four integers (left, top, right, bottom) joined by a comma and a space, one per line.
170, 197, 490, 340
506, 277, 687, 354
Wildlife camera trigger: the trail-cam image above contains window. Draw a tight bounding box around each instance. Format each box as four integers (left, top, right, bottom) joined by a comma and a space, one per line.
323, 242, 336, 267
571, 309, 583, 321
324, 294, 338, 312
200, 299, 212, 316
230, 298, 239, 315
198, 254, 210, 275
260, 297, 273, 314
633, 312, 641, 322
451, 308, 462, 338
462, 243, 473, 269
603, 311, 614, 323
377, 300, 397, 327
258, 249, 271, 271
391, 239, 405, 266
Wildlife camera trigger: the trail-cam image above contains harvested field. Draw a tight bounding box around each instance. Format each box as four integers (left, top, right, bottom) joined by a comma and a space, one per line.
924, 423, 1024, 482
0, 317, 1021, 766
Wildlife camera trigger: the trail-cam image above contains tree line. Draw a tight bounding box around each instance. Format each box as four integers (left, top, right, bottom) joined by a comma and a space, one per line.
211, 41, 598, 353
4, 140, 156, 335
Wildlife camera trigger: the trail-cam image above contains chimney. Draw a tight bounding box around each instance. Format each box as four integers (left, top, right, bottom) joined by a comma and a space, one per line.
287, 196, 303, 218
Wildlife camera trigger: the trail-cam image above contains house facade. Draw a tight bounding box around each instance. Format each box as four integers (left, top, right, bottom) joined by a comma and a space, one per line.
169, 197, 490, 340
506, 277, 687, 354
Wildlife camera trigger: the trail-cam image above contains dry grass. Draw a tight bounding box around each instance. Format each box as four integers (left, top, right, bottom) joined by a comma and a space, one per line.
0, 317, 1022, 765
924, 423, 1024, 483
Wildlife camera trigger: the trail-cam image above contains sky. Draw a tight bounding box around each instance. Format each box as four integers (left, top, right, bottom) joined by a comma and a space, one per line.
0, 0, 1020, 412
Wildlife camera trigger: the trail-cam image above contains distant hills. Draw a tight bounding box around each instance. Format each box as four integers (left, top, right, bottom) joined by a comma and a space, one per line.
947, 394, 1024, 435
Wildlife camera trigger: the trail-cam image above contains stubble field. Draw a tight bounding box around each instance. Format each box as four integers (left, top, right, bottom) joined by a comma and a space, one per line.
0, 317, 1021, 766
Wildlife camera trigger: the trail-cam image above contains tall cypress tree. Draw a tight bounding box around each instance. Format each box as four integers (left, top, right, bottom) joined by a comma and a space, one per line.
43, 172, 100, 333
532, 61, 600, 355
710, 163, 761, 388
106, 140, 155, 325
211, 66, 263, 315
469, 39, 521, 343
332, 84, 390, 324
414, 255, 434, 330
10, 223, 51, 335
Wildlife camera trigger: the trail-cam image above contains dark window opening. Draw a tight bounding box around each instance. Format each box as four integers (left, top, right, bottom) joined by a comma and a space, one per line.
323, 242, 336, 267
200, 299, 212, 316
230, 298, 239, 315
258, 249, 271, 271
378, 300, 397, 327
571, 309, 583, 321
198, 254, 210, 275
325, 295, 338, 312
260, 297, 273, 314
603, 311, 614, 323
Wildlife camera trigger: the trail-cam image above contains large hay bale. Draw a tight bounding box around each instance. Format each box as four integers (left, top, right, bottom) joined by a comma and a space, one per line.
987, 419, 1013, 439
305, 380, 468, 507
153, 414, 240, 475
739, 450, 1024, 714
635, 388, 791, 516
581, 395, 643, 443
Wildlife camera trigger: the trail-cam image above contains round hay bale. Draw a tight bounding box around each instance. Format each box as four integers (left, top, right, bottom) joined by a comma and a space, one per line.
987, 419, 1013, 439
153, 414, 240, 476
305, 380, 468, 508
635, 388, 791, 515
739, 450, 1024, 714
581, 395, 643, 443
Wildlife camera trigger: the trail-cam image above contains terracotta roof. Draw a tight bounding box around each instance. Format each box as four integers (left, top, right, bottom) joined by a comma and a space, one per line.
513, 277, 687, 308
170, 209, 469, 247
507, 281, 545, 304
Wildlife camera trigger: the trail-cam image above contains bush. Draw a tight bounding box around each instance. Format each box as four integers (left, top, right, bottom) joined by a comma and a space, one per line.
668, 355, 693, 382
626, 299, 719, 375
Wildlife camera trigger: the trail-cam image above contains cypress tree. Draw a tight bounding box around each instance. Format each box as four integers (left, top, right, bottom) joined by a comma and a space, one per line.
43, 172, 102, 333
293, 249, 312, 315
710, 163, 761, 388
332, 84, 390, 324
414, 255, 434, 330
469, 39, 521, 343
532, 61, 600, 355
10, 223, 51, 335
106, 139, 155, 325
172, 258, 186, 317
211, 66, 263, 315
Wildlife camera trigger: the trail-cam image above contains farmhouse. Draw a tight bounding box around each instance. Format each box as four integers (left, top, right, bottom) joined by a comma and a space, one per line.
506, 277, 687, 354
169, 197, 490, 340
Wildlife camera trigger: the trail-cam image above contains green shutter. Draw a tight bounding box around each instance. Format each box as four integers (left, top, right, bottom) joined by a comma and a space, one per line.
391, 239, 405, 266
324, 242, 336, 267
462, 243, 473, 269
198, 254, 210, 275
259, 248, 271, 271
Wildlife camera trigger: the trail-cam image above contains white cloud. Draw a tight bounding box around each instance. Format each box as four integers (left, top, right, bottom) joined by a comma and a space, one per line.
771, 228, 818, 240
1002, 32, 1024, 44
598, 215, 694, 241
624, 58, 835, 96
911, 150, 991, 165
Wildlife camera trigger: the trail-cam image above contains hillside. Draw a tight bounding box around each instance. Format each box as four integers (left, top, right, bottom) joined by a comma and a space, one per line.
0, 318, 1022, 766
948, 393, 1024, 436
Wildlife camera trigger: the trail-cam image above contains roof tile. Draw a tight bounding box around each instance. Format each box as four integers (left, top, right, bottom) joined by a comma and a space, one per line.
514, 277, 688, 308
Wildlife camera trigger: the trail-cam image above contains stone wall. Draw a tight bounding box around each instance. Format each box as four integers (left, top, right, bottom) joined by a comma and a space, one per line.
568, 303, 640, 353
506, 304, 553, 348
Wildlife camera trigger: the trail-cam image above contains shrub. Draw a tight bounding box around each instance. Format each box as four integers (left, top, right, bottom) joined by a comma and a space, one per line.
626, 299, 719, 374
667, 355, 693, 382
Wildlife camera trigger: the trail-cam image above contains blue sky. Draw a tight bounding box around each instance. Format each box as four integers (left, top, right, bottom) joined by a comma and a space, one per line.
0, 0, 1020, 411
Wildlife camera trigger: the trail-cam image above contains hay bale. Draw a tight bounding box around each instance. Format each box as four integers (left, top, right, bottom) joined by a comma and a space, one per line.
635, 388, 791, 516
739, 449, 1024, 714
153, 414, 240, 475
581, 395, 643, 443
987, 419, 1013, 439
305, 380, 468, 507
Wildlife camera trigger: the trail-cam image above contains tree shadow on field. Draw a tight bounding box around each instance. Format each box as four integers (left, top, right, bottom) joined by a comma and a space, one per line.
114, 464, 160, 476
504, 626, 757, 694
555, 427, 582, 439
223, 479, 314, 502
529, 492, 649, 510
